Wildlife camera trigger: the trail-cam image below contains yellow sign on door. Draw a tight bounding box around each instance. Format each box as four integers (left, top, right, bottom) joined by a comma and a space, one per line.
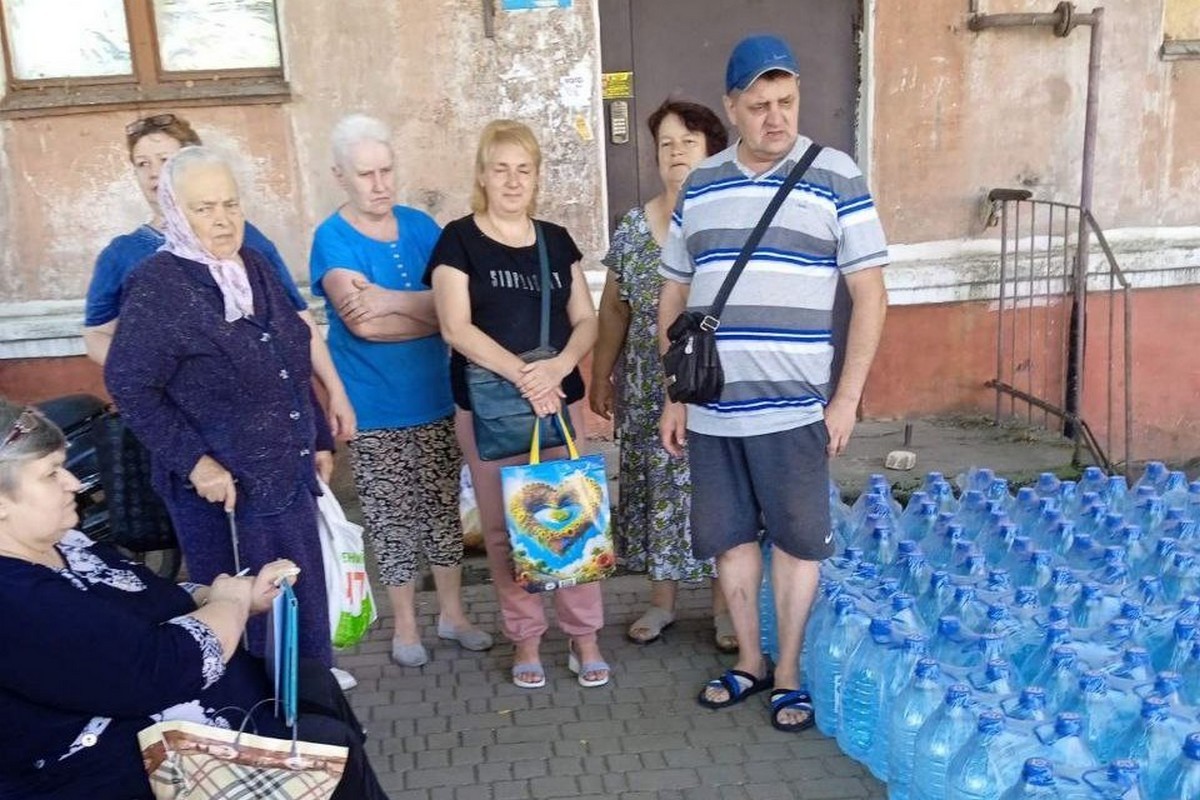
602, 72, 633, 100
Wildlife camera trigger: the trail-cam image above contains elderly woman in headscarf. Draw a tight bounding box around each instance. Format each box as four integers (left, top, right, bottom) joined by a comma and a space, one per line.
105, 146, 335, 669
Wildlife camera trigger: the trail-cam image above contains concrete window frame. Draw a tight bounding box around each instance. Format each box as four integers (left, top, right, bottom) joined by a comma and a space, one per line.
1161, 0, 1200, 60
0, 0, 290, 118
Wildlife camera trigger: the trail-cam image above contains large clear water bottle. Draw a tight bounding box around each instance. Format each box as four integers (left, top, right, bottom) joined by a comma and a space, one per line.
801, 580, 845, 694
1035, 712, 1100, 772
1080, 760, 1143, 799
918, 570, 955, 629
1079, 466, 1108, 498
911, 684, 977, 800
837, 617, 895, 763
1063, 670, 1137, 764
1028, 646, 1081, 715
1016, 620, 1071, 684
970, 657, 1018, 697
1182, 641, 1200, 705
999, 758, 1068, 800
1002, 686, 1051, 723
948, 708, 1042, 800
1134, 461, 1168, 496
810, 594, 867, 738
1164, 552, 1200, 603
1152, 618, 1197, 673
888, 658, 944, 800
947, 585, 988, 633
870, 634, 928, 782
1155, 732, 1200, 800
931, 615, 976, 671
1070, 582, 1110, 629
1113, 695, 1185, 795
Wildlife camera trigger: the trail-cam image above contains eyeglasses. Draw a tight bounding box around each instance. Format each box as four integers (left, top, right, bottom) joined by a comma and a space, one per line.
0, 409, 38, 457
125, 113, 178, 138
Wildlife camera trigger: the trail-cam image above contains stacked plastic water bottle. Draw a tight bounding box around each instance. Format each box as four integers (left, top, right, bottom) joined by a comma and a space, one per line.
794, 462, 1200, 799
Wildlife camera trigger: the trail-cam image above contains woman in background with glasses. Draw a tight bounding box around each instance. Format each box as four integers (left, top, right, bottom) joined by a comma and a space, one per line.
82, 113, 355, 441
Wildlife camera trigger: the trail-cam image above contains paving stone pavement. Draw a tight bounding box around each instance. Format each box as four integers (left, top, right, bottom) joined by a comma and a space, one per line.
336, 573, 887, 800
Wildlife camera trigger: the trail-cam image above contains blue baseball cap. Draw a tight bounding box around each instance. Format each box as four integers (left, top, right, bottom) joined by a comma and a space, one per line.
725, 35, 799, 93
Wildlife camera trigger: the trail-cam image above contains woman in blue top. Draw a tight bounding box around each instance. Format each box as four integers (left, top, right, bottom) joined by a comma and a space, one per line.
310, 115, 492, 668
82, 113, 354, 439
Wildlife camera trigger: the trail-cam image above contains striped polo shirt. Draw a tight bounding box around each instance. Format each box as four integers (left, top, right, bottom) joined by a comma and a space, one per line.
659, 135, 889, 437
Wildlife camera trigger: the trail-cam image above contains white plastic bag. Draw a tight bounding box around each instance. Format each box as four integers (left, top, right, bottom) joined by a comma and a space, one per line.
316, 479, 377, 649
460, 464, 483, 551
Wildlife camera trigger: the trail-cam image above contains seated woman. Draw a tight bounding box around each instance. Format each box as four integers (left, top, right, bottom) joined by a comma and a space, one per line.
0, 400, 386, 799
105, 146, 335, 669
427, 120, 607, 689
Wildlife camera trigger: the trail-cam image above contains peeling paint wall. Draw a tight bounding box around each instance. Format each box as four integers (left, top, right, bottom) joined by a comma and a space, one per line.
873, 0, 1200, 244
0, 0, 604, 308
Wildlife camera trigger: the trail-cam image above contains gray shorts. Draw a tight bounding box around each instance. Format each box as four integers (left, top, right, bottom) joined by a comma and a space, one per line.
688, 421, 834, 562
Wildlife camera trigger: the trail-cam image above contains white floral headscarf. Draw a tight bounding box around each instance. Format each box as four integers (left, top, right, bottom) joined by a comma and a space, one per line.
157, 150, 254, 322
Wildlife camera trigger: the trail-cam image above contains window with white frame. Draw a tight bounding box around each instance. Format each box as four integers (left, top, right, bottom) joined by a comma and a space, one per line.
0, 0, 287, 116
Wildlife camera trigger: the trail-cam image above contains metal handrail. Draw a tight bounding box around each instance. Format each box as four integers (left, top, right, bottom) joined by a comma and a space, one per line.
985, 192, 1134, 477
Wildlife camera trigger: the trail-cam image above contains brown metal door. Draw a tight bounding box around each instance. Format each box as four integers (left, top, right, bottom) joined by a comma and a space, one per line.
599, 0, 863, 229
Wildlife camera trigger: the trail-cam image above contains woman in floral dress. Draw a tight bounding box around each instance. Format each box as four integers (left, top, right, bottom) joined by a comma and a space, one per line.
590, 99, 735, 649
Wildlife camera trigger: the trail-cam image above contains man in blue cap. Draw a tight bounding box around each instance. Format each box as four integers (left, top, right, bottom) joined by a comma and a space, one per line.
658, 34, 889, 732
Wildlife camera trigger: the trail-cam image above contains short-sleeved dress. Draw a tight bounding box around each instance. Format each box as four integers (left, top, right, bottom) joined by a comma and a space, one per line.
602, 207, 714, 582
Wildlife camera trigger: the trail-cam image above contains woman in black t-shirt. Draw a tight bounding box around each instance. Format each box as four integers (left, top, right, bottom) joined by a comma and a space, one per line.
426, 120, 608, 690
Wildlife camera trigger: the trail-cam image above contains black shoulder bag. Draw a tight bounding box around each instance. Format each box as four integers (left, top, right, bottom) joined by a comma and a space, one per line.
465, 222, 575, 461
662, 143, 822, 404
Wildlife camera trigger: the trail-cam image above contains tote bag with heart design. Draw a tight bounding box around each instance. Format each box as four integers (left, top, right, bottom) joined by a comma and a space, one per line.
500, 414, 614, 593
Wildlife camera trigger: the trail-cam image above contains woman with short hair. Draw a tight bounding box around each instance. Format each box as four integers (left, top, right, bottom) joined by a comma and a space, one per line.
311, 114, 492, 669
105, 146, 335, 669
427, 120, 608, 689
0, 399, 386, 799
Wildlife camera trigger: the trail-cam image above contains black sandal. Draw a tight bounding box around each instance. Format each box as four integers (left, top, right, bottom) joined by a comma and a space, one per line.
769, 689, 816, 732
697, 667, 773, 710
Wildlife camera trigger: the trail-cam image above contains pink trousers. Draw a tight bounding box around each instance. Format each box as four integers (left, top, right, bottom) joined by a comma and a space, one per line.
455, 402, 605, 645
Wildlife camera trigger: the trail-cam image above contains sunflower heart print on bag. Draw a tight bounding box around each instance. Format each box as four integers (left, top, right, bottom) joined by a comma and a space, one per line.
500, 417, 615, 593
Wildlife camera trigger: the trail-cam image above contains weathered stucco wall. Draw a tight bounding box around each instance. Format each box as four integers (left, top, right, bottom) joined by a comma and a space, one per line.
0, 0, 604, 310
873, 0, 1200, 244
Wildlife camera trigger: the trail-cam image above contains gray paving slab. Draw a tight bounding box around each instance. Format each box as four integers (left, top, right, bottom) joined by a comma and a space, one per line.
326, 414, 1080, 798
341, 574, 887, 800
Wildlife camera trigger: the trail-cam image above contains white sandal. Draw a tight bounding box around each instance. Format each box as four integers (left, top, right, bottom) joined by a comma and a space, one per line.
627, 606, 675, 644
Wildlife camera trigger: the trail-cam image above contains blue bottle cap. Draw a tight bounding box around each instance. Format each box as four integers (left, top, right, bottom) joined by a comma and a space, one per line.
946, 523, 964, 540
843, 546, 864, 561
976, 708, 1004, 734
1175, 618, 1196, 639
1047, 604, 1071, 623
892, 593, 915, 611
1125, 646, 1151, 667
963, 489, 984, 506
999, 522, 1020, 539
920, 501, 938, 517
1083, 466, 1104, 480
1121, 524, 1143, 542
1079, 670, 1106, 694
1109, 759, 1139, 782
1054, 713, 1082, 737
1022, 757, 1055, 787
834, 595, 858, 614
903, 634, 927, 654
987, 569, 1011, 589
986, 604, 1009, 622
914, 658, 940, 680
1106, 618, 1133, 640
953, 585, 976, 602
1012, 536, 1034, 554
1017, 486, 1037, 502
1080, 582, 1103, 601
1031, 550, 1053, 566
898, 539, 919, 555
1157, 537, 1179, 557
869, 618, 892, 639
1184, 732, 1200, 761
1120, 600, 1143, 621
925, 471, 944, 483
1155, 671, 1182, 697
985, 659, 1010, 681
1050, 646, 1076, 668
1019, 686, 1047, 709
1141, 694, 1168, 720
946, 684, 971, 705
937, 616, 962, 637
930, 570, 950, 588
1015, 587, 1038, 607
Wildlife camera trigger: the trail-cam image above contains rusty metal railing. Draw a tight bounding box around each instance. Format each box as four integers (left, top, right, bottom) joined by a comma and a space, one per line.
985, 189, 1133, 477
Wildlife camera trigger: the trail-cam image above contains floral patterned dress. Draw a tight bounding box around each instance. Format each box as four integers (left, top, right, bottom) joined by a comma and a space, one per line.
602, 206, 715, 583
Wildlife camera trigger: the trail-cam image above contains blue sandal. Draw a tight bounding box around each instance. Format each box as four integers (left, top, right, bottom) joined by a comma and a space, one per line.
769, 689, 816, 732
697, 668, 773, 709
